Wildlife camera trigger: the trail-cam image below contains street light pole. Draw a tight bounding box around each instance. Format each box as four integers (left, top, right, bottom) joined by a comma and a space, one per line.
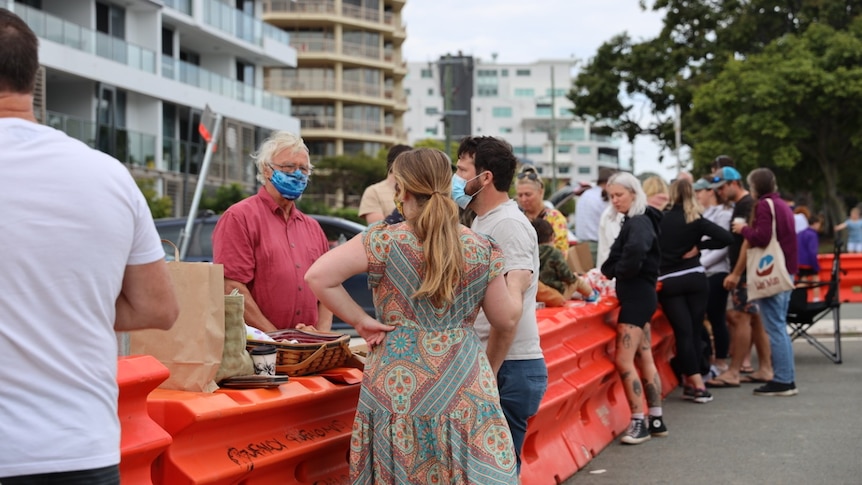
550, 65, 558, 190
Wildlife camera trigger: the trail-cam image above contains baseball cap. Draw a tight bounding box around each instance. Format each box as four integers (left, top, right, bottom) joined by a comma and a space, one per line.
692, 178, 712, 191
710, 166, 742, 188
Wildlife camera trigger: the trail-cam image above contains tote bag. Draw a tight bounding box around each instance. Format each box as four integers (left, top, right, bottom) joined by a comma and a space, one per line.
746, 198, 795, 301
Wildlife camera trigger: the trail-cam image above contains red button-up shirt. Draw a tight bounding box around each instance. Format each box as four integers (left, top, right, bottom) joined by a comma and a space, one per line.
213, 188, 329, 329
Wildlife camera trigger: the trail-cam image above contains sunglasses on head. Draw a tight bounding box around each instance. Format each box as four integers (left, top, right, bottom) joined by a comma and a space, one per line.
517, 171, 539, 181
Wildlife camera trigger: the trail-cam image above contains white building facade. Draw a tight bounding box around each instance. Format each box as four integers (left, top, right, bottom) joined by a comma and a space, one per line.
4, 0, 300, 216
404, 57, 621, 187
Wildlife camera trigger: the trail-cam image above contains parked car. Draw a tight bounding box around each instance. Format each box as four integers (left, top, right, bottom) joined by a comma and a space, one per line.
154, 213, 373, 333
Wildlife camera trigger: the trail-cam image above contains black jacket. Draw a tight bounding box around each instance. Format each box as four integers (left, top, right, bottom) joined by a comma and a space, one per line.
658, 206, 734, 276
601, 206, 663, 283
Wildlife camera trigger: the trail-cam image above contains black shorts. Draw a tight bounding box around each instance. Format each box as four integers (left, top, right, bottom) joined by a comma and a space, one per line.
615, 277, 657, 328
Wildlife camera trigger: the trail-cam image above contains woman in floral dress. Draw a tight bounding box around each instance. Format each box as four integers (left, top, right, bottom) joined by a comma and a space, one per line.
306, 148, 522, 484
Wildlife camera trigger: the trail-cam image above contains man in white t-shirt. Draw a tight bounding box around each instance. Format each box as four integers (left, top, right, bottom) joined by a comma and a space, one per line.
0, 10, 179, 483
575, 167, 614, 265
453, 136, 546, 472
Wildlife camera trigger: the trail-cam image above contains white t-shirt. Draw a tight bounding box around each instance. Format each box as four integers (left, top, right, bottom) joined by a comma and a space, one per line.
575, 186, 608, 242
472, 199, 543, 360
0, 118, 165, 477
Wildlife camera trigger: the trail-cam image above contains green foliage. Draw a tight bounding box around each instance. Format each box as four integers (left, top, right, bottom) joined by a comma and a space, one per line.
312, 152, 387, 202
413, 138, 459, 161
200, 183, 249, 214
136, 178, 173, 219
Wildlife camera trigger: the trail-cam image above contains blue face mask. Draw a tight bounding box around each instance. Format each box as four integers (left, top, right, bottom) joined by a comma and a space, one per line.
451, 172, 485, 210
269, 165, 308, 200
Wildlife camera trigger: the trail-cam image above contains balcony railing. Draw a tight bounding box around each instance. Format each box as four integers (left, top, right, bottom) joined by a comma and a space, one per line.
342, 3, 380, 23
342, 41, 381, 61
15, 3, 155, 73
266, 73, 336, 92
297, 115, 336, 130
263, 0, 336, 15
342, 119, 383, 135
204, 0, 290, 48
162, 57, 291, 115
343, 79, 382, 98
46, 111, 156, 167
163, 0, 192, 15
291, 36, 337, 54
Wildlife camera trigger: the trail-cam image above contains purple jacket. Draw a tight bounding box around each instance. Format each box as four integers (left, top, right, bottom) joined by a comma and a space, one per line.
797, 228, 820, 272
741, 192, 798, 275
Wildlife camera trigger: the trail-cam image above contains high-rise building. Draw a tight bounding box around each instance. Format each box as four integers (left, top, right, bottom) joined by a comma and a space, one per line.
262, 0, 408, 161
404, 56, 620, 187
5, 0, 300, 216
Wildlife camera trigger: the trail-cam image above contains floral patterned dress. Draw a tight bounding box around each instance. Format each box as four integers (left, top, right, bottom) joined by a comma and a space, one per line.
351, 222, 518, 484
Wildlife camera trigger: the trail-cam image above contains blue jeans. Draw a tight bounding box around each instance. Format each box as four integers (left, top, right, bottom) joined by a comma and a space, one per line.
497, 358, 548, 470
757, 289, 796, 384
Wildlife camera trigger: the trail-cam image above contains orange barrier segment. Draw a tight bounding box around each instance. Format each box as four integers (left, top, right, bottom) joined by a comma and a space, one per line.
818, 253, 862, 302
147, 370, 361, 485
117, 355, 173, 485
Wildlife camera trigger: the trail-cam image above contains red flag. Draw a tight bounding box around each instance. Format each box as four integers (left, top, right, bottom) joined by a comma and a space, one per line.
198, 105, 217, 151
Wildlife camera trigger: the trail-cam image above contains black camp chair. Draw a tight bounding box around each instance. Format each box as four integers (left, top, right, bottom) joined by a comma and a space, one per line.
786, 240, 844, 364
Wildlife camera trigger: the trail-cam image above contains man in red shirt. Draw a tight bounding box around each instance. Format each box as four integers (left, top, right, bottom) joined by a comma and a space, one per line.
213, 131, 332, 331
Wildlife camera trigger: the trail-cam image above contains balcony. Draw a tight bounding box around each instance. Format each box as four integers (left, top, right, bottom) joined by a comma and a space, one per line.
343, 119, 383, 135
263, 0, 336, 15
46, 111, 157, 168
297, 115, 336, 130
204, 0, 290, 48
15, 3, 155, 74
162, 57, 291, 116
163, 0, 192, 15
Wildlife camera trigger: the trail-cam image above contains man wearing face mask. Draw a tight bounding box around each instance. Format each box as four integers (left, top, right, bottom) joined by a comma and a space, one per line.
454, 136, 545, 472
213, 131, 333, 332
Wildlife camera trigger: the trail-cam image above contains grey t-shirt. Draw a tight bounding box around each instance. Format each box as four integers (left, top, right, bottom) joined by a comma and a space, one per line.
471, 199, 543, 360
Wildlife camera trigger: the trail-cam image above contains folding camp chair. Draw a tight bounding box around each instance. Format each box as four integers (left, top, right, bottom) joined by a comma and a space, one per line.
786, 240, 844, 363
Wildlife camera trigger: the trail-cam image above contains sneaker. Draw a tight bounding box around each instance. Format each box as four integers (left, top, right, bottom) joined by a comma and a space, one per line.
620, 418, 651, 445
682, 385, 696, 400
648, 415, 668, 437
753, 381, 798, 396
691, 388, 714, 404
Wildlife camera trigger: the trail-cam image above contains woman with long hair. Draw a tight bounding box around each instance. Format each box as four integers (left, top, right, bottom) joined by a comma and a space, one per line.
306, 148, 522, 483
658, 179, 733, 403
600, 172, 666, 445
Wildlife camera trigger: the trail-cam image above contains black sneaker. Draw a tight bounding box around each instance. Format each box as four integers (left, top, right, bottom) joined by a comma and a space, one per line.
621, 418, 651, 445
682, 385, 695, 400
692, 388, 714, 404
648, 415, 668, 437
753, 381, 798, 396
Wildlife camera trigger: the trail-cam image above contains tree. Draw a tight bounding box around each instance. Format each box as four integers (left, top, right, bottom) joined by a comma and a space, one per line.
200, 183, 249, 214
136, 178, 173, 219
570, 0, 862, 175
311, 152, 387, 208
413, 137, 459, 161
689, 20, 862, 228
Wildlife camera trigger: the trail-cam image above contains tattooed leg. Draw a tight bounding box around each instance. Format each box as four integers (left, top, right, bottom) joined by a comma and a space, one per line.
616, 323, 645, 414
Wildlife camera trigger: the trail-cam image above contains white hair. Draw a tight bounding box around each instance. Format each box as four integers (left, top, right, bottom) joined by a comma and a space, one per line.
252, 131, 311, 185
606, 172, 647, 217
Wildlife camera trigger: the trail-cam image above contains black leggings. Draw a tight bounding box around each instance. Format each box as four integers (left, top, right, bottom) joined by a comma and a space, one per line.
706, 272, 730, 360
658, 272, 709, 377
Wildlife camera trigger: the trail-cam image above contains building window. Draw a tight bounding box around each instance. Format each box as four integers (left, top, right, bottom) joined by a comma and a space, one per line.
427, 88, 434, 96
559, 166, 570, 174
405, 88, 411, 95
514, 88, 535, 97
477, 86, 498, 97
236, 59, 254, 85
577, 146, 591, 154
501, 69, 509, 77
560, 127, 586, 141
516, 69, 531, 76
425, 127, 438, 135
545, 88, 567, 97
500, 127, 512, 134
425, 107, 439, 115
421, 68, 433, 78
478, 69, 498, 77
558, 145, 572, 153
492, 107, 512, 118
535, 106, 551, 117
513, 146, 543, 155
578, 166, 592, 174
559, 107, 572, 117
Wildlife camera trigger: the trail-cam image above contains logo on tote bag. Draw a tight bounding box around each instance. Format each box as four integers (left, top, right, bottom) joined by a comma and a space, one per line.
755, 254, 776, 277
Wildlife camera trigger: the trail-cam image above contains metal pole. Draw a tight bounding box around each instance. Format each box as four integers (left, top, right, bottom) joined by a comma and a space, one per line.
674, 103, 682, 176
550, 65, 558, 190
179, 113, 222, 261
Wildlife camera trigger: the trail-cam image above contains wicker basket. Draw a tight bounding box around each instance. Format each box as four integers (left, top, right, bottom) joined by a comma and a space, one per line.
247, 328, 352, 377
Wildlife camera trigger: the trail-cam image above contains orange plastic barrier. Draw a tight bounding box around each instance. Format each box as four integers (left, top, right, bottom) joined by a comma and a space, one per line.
118, 355, 173, 485
818, 253, 862, 302
520, 300, 677, 485
146, 368, 362, 485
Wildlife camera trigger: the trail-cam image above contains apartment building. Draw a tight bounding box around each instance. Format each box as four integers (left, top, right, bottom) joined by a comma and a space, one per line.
404, 56, 621, 187
4, 0, 300, 216
261, 0, 408, 160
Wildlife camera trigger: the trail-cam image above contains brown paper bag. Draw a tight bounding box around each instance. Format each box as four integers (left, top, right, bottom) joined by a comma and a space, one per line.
129, 246, 225, 392
214, 290, 254, 383
567, 242, 594, 274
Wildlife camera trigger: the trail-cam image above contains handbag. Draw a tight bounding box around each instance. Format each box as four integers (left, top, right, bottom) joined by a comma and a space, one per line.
129, 241, 225, 392
746, 199, 795, 300
214, 289, 254, 383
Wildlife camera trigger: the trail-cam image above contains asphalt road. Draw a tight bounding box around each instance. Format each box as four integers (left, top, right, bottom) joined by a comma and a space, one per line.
562, 309, 862, 484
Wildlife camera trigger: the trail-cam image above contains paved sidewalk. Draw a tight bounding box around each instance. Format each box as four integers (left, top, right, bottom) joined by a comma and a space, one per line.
563, 307, 862, 484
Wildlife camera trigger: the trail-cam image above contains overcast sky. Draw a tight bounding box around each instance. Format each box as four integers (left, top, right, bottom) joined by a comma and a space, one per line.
400, 0, 683, 180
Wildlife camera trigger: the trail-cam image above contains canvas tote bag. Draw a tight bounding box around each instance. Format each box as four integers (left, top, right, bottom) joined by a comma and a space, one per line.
746, 198, 795, 301
129, 242, 225, 392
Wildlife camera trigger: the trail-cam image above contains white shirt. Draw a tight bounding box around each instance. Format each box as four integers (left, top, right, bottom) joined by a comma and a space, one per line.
575, 186, 608, 242
0, 119, 165, 476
